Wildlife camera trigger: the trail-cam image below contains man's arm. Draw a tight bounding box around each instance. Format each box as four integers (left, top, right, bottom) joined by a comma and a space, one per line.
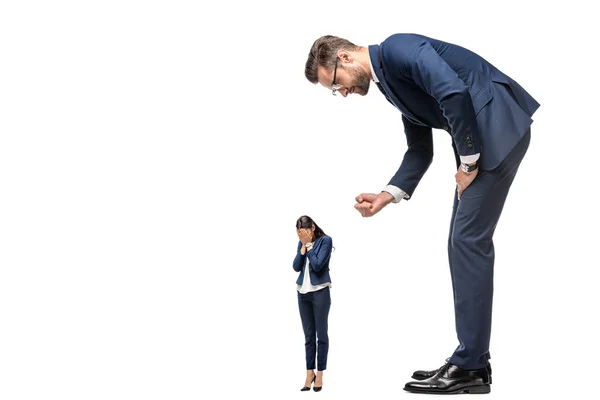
387, 115, 434, 199
385, 34, 482, 161
354, 115, 433, 217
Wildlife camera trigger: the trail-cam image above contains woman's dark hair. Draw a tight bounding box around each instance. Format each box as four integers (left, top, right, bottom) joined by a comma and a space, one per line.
296, 215, 326, 239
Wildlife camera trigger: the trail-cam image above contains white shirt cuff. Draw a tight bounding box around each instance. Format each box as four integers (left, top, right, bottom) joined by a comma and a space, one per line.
383, 185, 409, 203
460, 153, 480, 164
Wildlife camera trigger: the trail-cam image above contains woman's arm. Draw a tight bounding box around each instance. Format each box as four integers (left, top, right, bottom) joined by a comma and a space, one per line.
293, 240, 306, 272
307, 236, 332, 272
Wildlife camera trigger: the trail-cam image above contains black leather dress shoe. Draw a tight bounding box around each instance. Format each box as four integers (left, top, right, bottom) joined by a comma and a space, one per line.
412, 360, 492, 382
404, 363, 491, 394
412, 358, 450, 380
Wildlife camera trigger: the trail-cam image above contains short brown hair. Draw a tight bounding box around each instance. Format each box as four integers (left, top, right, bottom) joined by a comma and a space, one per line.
304, 35, 360, 84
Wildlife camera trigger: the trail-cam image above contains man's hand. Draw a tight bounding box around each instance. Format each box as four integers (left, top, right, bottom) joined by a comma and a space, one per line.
354, 192, 394, 217
455, 167, 479, 200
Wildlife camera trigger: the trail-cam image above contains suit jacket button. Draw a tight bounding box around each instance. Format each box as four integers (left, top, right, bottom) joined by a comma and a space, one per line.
443, 125, 449, 131
468, 144, 473, 148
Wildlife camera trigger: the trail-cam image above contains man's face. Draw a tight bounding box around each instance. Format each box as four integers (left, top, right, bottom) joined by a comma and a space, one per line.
317, 51, 371, 97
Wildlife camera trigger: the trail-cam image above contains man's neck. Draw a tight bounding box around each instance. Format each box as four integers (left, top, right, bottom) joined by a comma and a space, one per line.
352, 47, 374, 81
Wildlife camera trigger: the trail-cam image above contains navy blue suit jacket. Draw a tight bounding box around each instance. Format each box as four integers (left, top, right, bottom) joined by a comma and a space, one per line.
293, 235, 332, 286
369, 34, 540, 197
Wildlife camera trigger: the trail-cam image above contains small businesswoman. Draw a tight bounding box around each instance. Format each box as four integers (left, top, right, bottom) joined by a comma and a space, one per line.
293, 215, 333, 392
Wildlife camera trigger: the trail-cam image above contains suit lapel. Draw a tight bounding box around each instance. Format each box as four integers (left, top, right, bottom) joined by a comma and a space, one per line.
368, 45, 425, 126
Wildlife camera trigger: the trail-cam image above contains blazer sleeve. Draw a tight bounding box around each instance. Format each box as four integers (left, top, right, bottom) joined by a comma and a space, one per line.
293, 241, 306, 272
388, 115, 433, 198
385, 34, 481, 158
307, 236, 332, 272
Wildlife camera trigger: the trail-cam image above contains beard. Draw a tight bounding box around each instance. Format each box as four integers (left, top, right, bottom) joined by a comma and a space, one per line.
346, 64, 371, 95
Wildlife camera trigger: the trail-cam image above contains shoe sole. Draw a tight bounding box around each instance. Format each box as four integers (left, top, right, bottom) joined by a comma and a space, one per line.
404, 384, 491, 395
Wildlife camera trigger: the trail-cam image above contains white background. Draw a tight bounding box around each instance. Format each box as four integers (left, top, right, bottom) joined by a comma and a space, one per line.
1, 1, 599, 399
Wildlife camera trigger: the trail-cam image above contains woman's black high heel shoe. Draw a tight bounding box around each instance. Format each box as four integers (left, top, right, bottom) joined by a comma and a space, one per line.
300, 374, 316, 391
313, 374, 322, 392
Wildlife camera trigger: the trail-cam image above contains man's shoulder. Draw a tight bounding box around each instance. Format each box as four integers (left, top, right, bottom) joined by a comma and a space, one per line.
380, 33, 433, 62
381, 33, 431, 46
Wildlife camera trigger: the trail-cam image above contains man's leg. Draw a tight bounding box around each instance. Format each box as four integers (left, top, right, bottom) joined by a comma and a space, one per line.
449, 131, 530, 370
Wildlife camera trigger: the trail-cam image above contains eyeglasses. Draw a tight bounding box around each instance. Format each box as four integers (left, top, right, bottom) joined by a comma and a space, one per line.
331, 57, 343, 96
